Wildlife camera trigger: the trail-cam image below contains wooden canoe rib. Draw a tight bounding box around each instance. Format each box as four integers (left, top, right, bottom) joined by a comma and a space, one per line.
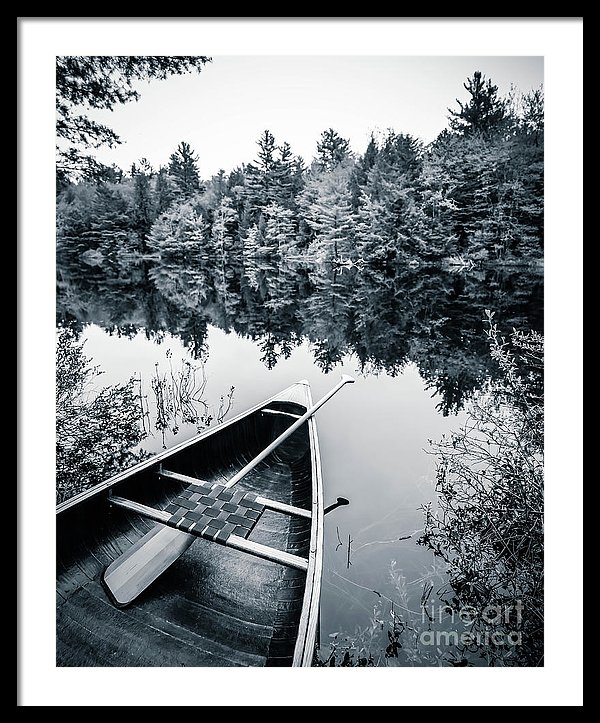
56, 381, 325, 667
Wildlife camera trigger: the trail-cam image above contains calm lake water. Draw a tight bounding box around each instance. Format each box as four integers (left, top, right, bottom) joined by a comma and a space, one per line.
57, 253, 543, 665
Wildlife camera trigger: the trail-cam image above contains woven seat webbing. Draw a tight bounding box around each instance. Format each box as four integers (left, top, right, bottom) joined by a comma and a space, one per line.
163, 482, 265, 544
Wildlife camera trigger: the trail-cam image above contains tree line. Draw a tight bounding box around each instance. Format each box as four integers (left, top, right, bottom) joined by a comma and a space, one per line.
57, 71, 544, 267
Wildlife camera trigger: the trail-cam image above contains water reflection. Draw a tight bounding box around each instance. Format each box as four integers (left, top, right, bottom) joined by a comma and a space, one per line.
57, 251, 542, 414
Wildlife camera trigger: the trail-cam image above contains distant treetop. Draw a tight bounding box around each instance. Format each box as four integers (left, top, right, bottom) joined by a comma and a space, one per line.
317, 128, 352, 171
448, 71, 506, 137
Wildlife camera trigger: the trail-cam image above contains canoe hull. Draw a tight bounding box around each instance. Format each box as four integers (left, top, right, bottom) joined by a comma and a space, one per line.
56, 382, 323, 667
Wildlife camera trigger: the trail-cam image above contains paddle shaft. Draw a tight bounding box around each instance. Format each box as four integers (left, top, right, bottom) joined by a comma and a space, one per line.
225, 375, 354, 488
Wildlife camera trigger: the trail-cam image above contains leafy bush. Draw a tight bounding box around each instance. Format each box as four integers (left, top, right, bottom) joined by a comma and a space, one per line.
56, 328, 146, 503
419, 311, 544, 666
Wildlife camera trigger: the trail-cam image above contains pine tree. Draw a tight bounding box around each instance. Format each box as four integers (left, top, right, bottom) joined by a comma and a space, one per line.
317, 128, 351, 170
273, 142, 295, 208
448, 71, 506, 137
257, 130, 277, 174
246, 130, 277, 216
243, 130, 291, 220
242, 224, 263, 256
350, 133, 378, 209
56, 56, 210, 181
132, 159, 154, 241
426, 132, 502, 257
291, 156, 306, 198
154, 166, 178, 213
212, 197, 239, 254
87, 183, 132, 256
213, 169, 227, 202
364, 132, 421, 236
411, 140, 461, 260
521, 87, 544, 146
414, 126, 543, 262
168, 141, 201, 198
354, 192, 392, 264
227, 167, 248, 224
298, 164, 356, 261
264, 202, 298, 255
146, 200, 208, 257
243, 163, 261, 220
56, 183, 97, 255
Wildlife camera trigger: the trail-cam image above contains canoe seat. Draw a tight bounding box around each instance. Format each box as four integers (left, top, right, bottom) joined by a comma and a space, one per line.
109, 491, 310, 572
162, 481, 265, 544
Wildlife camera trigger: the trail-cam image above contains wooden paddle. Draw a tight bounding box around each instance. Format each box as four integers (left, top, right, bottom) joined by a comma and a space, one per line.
103, 375, 355, 607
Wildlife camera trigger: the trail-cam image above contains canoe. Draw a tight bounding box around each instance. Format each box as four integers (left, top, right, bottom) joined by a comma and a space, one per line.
56, 380, 324, 667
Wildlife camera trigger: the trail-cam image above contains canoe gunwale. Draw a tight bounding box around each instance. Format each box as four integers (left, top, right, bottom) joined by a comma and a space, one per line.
56, 380, 311, 516
291, 385, 324, 667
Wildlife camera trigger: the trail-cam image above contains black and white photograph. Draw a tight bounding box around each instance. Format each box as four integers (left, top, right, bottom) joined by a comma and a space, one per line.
19, 18, 582, 706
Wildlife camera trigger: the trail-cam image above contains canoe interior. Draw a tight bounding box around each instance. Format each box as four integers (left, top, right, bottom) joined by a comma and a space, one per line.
56, 397, 315, 667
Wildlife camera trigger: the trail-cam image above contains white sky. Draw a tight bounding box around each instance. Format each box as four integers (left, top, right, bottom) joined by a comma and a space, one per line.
87, 55, 543, 177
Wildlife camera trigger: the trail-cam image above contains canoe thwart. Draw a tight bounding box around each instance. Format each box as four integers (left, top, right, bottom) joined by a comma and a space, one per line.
226, 536, 308, 572
110, 496, 170, 524
255, 495, 311, 519
109, 492, 309, 572
157, 471, 312, 520
157, 468, 209, 486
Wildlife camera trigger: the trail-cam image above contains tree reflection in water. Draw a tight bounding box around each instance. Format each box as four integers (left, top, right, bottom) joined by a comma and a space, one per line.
57, 251, 543, 415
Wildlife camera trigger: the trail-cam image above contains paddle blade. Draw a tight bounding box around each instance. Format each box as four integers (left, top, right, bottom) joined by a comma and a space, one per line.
102, 524, 195, 607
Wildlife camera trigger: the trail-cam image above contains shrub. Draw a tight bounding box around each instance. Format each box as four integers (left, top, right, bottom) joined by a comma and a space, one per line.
419, 311, 544, 666
56, 328, 146, 503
